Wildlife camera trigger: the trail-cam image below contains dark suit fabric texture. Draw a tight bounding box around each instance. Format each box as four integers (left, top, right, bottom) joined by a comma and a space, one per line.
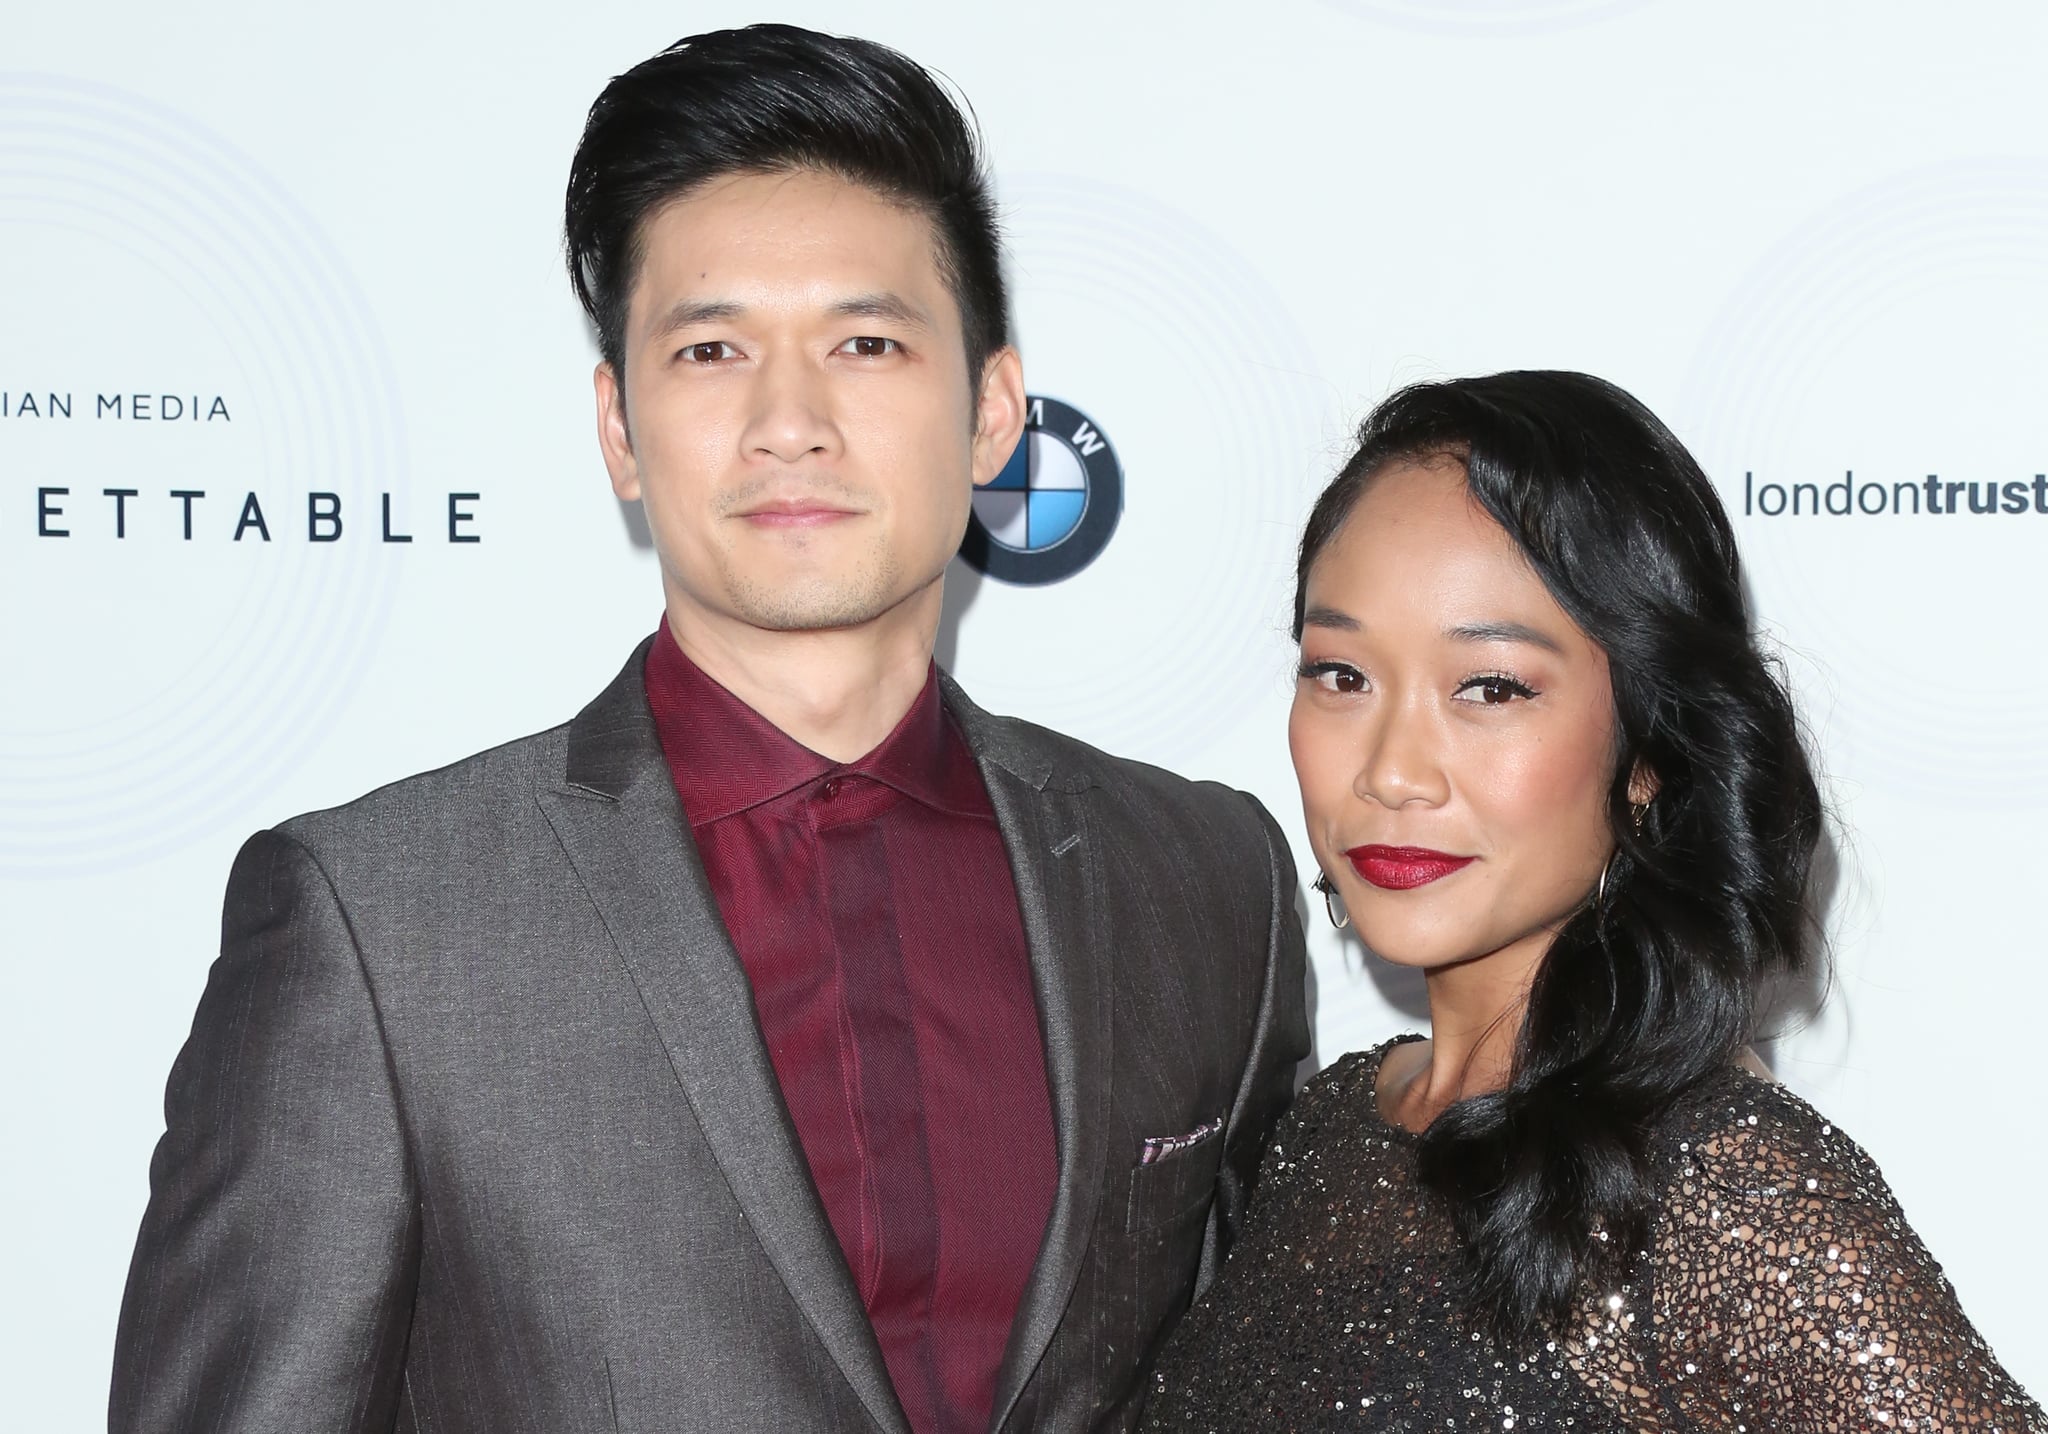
111, 641, 1311, 1433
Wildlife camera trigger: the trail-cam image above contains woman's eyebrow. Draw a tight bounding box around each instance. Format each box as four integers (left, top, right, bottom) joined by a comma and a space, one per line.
1300, 605, 1360, 632
1444, 620, 1565, 655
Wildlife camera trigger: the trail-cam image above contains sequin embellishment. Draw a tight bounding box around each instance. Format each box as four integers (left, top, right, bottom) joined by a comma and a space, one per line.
1141, 1036, 2044, 1432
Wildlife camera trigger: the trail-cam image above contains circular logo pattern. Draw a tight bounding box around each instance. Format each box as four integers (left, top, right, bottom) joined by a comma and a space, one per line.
959, 395, 1122, 585
0, 75, 406, 875
945, 174, 1327, 767
1677, 159, 2048, 806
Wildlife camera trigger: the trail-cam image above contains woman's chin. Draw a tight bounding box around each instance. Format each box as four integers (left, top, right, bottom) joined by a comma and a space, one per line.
1349, 923, 1481, 974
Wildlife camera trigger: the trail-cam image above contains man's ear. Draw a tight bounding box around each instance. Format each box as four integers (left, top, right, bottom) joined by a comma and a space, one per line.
594, 360, 640, 501
969, 346, 1027, 489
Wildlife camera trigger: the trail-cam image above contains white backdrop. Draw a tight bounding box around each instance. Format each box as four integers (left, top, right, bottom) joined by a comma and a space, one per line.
6, 2, 2045, 1423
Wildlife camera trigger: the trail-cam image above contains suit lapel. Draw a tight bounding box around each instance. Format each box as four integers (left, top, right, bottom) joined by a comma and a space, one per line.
946, 680, 1115, 1431
536, 645, 909, 1434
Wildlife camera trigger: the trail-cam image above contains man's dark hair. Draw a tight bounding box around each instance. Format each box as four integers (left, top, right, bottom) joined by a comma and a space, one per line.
564, 23, 1008, 388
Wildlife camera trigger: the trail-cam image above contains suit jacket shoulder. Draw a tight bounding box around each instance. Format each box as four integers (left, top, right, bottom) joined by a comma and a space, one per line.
275, 718, 571, 854
270, 641, 665, 895
940, 677, 1291, 901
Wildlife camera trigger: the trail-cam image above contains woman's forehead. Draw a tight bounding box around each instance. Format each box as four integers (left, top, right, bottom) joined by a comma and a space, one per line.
1307, 466, 1594, 657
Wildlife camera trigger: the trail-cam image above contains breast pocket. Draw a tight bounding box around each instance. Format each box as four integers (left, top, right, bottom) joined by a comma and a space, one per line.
1120, 1118, 1226, 1394
1125, 1125, 1225, 1234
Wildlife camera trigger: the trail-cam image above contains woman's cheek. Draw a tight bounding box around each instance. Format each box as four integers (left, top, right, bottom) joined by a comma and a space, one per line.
1287, 707, 1351, 848
1481, 718, 1615, 866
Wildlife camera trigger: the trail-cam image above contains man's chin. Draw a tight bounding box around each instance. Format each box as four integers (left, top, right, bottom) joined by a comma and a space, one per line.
725, 577, 904, 634
745, 604, 892, 634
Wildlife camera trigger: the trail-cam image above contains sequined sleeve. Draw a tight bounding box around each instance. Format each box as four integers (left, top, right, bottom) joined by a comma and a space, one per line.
1651, 1081, 2045, 1432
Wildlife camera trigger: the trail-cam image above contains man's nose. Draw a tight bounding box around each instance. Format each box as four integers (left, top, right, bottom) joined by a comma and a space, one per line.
741, 354, 839, 464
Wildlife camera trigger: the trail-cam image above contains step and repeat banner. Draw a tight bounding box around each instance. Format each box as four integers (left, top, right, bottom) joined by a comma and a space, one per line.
5, 0, 2044, 1420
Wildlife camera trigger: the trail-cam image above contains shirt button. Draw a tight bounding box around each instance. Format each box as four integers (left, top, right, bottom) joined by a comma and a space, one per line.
820, 777, 842, 801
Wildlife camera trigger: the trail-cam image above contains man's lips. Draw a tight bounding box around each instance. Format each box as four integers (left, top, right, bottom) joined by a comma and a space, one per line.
733, 496, 863, 527
1344, 845, 1475, 890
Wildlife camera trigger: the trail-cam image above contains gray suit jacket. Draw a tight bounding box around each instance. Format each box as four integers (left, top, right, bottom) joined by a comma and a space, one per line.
111, 643, 1309, 1433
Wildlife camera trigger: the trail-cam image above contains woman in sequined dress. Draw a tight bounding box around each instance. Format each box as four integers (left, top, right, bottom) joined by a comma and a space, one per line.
1141, 372, 2045, 1432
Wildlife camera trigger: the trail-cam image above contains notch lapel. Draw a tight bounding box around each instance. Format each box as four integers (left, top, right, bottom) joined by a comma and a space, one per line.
946, 681, 1116, 1431
537, 646, 909, 1434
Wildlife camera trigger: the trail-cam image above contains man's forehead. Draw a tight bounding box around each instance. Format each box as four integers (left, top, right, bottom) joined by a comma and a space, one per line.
635, 171, 939, 273
626, 174, 956, 328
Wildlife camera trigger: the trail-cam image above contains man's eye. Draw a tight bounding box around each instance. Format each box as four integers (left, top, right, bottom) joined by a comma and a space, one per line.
1452, 673, 1538, 705
1297, 661, 1368, 695
838, 336, 898, 357
680, 341, 737, 363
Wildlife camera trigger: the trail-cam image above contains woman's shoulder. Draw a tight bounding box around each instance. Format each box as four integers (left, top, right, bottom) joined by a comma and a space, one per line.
1653, 1066, 1889, 1207
1300, 1035, 1423, 1107
1644, 1072, 2047, 1428
1276, 1035, 1424, 1143
1243, 1035, 1425, 1204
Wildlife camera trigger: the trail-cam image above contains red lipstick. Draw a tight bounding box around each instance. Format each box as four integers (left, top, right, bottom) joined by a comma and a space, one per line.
1345, 845, 1474, 890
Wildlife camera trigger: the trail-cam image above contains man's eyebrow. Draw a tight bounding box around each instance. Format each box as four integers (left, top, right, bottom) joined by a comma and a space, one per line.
646, 292, 932, 341
649, 298, 745, 339
1445, 620, 1565, 654
830, 291, 931, 328
1300, 606, 1361, 632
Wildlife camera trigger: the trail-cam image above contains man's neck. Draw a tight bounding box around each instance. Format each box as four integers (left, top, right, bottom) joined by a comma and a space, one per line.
662, 587, 943, 763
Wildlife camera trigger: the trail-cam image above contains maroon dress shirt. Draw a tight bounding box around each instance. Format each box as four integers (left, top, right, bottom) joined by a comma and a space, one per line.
643, 626, 1058, 1434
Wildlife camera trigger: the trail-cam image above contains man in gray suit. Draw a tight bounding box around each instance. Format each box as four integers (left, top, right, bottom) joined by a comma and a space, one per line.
112, 24, 1308, 1433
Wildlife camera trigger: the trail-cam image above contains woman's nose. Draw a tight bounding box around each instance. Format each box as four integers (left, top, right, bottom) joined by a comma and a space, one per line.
1354, 699, 1449, 809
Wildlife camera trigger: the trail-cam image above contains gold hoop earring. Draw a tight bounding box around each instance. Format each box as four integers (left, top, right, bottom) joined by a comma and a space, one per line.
1312, 873, 1349, 930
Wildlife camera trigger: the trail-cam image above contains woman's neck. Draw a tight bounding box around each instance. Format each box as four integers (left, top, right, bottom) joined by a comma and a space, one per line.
1384, 932, 1551, 1132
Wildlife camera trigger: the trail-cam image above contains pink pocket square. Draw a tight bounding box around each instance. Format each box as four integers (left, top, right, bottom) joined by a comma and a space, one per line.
1138, 1116, 1223, 1165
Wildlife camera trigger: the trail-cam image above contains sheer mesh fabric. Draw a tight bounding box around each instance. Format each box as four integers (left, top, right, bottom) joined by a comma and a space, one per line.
1142, 1037, 2042, 1432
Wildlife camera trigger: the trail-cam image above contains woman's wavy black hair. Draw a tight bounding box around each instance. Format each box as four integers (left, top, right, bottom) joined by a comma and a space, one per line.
1295, 370, 1825, 1336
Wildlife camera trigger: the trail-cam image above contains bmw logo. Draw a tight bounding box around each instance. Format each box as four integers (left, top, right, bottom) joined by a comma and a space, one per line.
960, 395, 1123, 585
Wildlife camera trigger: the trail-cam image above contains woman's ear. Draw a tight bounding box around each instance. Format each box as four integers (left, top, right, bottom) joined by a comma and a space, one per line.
1626, 758, 1660, 807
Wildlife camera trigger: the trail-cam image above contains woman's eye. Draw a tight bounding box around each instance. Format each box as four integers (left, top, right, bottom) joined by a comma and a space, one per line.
680, 341, 737, 363
1453, 673, 1538, 705
839, 336, 898, 357
1298, 661, 1368, 695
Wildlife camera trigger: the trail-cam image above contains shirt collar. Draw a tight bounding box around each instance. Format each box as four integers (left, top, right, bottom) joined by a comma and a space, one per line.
642, 622, 987, 826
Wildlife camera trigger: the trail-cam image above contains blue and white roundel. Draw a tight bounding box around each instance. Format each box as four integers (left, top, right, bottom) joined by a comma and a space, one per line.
959, 395, 1123, 585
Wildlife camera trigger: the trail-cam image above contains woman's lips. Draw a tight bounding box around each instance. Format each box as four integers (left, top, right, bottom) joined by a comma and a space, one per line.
1344, 845, 1475, 890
